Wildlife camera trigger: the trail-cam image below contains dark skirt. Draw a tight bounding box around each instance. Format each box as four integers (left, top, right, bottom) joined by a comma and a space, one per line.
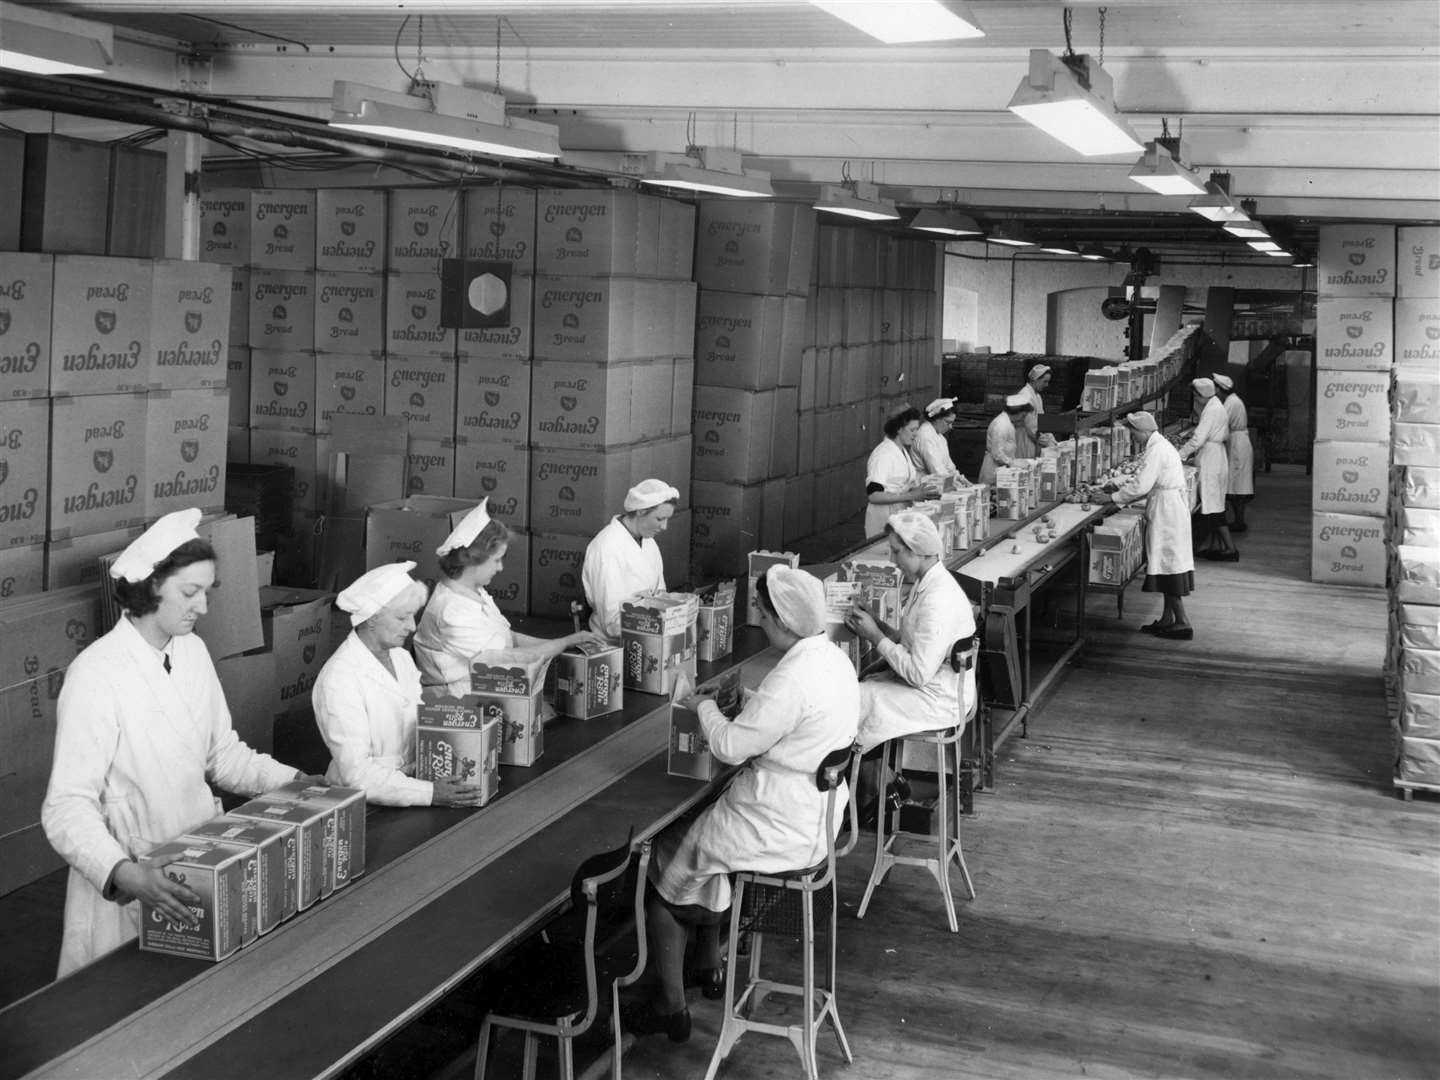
1196, 510, 1227, 525
1143, 570, 1194, 597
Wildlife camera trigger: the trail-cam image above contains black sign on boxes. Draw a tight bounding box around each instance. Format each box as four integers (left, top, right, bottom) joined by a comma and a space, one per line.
440, 258, 513, 329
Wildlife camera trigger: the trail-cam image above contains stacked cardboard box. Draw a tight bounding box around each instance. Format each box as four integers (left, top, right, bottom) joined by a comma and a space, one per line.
1386, 225, 1440, 792
1311, 224, 1396, 589
527, 189, 696, 616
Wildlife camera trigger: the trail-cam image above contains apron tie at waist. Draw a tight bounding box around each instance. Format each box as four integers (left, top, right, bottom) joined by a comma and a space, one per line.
753, 757, 826, 778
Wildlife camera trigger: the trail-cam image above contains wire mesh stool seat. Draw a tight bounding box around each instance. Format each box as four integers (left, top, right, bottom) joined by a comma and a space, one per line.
703, 746, 859, 1080
857, 638, 978, 933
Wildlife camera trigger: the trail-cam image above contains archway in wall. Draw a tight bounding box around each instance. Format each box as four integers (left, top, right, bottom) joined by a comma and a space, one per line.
1046, 286, 1126, 359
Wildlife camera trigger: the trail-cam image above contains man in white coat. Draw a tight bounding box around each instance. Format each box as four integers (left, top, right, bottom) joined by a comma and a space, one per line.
314, 562, 487, 807
1106, 411, 1197, 639
849, 511, 977, 756
1214, 373, 1255, 532
1178, 377, 1238, 561
42, 509, 313, 976
581, 478, 677, 639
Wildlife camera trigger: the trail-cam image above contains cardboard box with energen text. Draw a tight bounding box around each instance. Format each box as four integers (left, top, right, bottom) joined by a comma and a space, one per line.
1316, 298, 1393, 371
1394, 297, 1440, 369
49, 255, 152, 396
1314, 371, 1391, 444
199, 189, 251, 267
470, 656, 548, 766
691, 386, 775, 483
364, 495, 478, 584
250, 349, 317, 433
248, 269, 316, 354
463, 186, 537, 270
313, 271, 384, 358
1316, 224, 1396, 299
455, 356, 530, 446
535, 189, 641, 277
457, 273, 533, 363
0, 397, 49, 548
182, 815, 298, 933
527, 446, 635, 538
387, 188, 459, 274
694, 200, 815, 297
268, 781, 367, 890
138, 837, 258, 960
149, 260, 231, 390
316, 188, 388, 274
249, 189, 316, 270
529, 359, 632, 450
415, 692, 501, 804
668, 670, 743, 780
551, 640, 623, 720
0, 252, 54, 400
454, 440, 529, 522
258, 586, 336, 719
231, 796, 329, 910
315, 352, 383, 434
531, 275, 634, 363
1311, 441, 1389, 519
621, 593, 699, 696
1311, 512, 1386, 587
145, 388, 228, 518
384, 354, 456, 441
47, 392, 148, 541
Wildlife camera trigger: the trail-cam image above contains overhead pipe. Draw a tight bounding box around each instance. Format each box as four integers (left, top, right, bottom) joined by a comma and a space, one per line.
0, 70, 599, 186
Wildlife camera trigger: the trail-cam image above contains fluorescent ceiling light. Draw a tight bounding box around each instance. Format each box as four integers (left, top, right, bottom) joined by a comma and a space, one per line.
909, 209, 983, 236
330, 79, 560, 161
1188, 180, 1246, 223
987, 222, 1035, 247
809, 0, 984, 43
1128, 139, 1206, 196
1224, 220, 1270, 239
642, 146, 773, 198
1264, 250, 1292, 258
0, 1, 112, 75
1040, 244, 1079, 255
1007, 49, 1144, 157
1080, 246, 1110, 261
813, 180, 899, 221
1249, 240, 1283, 252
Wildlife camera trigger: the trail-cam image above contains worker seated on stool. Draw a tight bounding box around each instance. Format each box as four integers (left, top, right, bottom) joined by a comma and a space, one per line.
626, 566, 859, 1044
846, 511, 977, 811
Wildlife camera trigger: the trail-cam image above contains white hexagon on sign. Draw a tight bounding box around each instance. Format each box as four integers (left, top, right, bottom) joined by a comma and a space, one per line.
469, 272, 509, 316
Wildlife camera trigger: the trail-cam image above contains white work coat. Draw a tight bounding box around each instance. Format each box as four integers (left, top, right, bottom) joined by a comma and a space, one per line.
1224, 393, 1255, 497
42, 616, 296, 976
1015, 383, 1045, 458
1113, 432, 1195, 576
858, 561, 977, 752
979, 411, 1021, 486
582, 516, 666, 639
1179, 396, 1230, 515
915, 420, 961, 481
650, 635, 859, 912
865, 437, 919, 538
413, 579, 513, 697
313, 631, 432, 806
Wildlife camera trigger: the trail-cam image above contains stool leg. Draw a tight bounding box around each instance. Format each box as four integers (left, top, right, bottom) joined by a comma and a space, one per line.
704, 898, 747, 1080
857, 740, 895, 920
521, 1032, 538, 1080
825, 882, 853, 1064
932, 739, 959, 933
559, 1033, 575, 1080
474, 1016, 494, 1080
946, 736, 976, 902
797, 893, 819, 1080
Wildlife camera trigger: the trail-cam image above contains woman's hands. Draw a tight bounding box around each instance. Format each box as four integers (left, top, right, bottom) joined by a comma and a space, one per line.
432, 775, 487, 808
562, 631, 609, 650
291, 771, 329, 785
114, 854, 203, 928
845, 602, 882, 646
678, 692, 716, 712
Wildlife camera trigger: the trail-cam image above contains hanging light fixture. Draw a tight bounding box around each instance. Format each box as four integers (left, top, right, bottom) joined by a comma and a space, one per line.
1128, 122, 1205, 195
908, 209, 984, 236
1223, 199, 1271, 239
813, 164, 899, 221
1039, 243, 1081, 256
1007, 11, 1141, 157
330, 80, 561, 160
642, 146, 773, 199
1188, 172, 1247, 222
987, 222, 1036, 247
0, 1, 112, 75
808, 0, 984, 43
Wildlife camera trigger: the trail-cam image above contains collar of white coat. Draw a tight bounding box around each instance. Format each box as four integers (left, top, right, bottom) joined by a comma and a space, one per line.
341, 629, 416, 694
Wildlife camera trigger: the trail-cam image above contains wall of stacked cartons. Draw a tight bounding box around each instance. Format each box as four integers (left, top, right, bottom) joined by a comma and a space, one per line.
688, 200, 813, 579
1310, 224, 1397, 589
1386, 226, 1440, 790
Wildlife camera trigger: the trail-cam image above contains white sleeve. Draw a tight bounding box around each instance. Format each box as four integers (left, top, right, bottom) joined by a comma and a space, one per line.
582, 539, 624, 640
42, 671, 130, 892
876, 584, 959, 690
203, 650, 299, 795
312, 662, 434, 806
1112, 444, 1163, 507
699, 669, 801, 765
987, 419, 1013, 466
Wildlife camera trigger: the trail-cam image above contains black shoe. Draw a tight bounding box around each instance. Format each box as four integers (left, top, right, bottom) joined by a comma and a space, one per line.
684, 967, 725, 1000
1156, 625, 1194, 640
621, 1001, 691, 1043
1231, 522, 1248, 533
1140, 621, 1172, 634
1214, 549, 1239, 562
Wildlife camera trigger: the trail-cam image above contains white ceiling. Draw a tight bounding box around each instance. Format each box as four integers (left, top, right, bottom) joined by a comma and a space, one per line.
10, 1, 1440, 260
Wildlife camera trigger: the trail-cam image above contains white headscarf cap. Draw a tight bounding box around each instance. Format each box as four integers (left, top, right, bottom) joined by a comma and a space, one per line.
1124, 411, 1159, 435
925, 397, 956, 418
624, 478, 680, 513
1028, 363, 1051, 382
338, 562, 418, 626
436, 498, 492, 555
765, 565, 826, 638
110, 508, 203, 583
1212, 373, 1234, 390
1004, 392, 1031, 410
1192, 377, 1216, 398
888, 510, 944, 557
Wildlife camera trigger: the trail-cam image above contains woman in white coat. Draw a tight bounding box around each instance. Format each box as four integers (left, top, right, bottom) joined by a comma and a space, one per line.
978, 394, 1034, 486
627, 566, 859, 1042
41, 509, 311, 976
1214, 373, 1255, 532
849, 512, 976, 813
313, 562, 486, 808
414, 499, 603, 696
1014, 363, 1056, 458
1177, 377, 1238, 561
581, 478, 677, 640
1106, 412, 1196, 639
914, 397, 971, 485
864, 406, 932, 537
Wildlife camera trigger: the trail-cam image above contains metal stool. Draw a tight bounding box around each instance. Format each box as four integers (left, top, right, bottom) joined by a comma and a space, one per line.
703, 746, 858, 1080
857, 639, 978, 933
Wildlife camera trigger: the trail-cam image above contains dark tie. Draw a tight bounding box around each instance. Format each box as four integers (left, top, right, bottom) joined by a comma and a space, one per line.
163, 654, 172, 675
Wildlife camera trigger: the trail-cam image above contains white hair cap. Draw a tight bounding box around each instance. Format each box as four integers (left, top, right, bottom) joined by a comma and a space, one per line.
888, 510, 944, 557
623, 478, 680, 513
338, 562, 419, 626
1028, 363, 1051, 382
1212, 373, 1234, 390
925, 397, 957, 418
1124, 411, 1159, 435
436, 498, 492, 555
1192, 377, 1216, 398
765, 565, 826, 638
110, 508, 203, 584
1004, 393, 1032, 410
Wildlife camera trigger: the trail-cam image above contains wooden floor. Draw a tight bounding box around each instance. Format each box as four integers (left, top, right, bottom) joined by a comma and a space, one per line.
606, 464, 1440, 1080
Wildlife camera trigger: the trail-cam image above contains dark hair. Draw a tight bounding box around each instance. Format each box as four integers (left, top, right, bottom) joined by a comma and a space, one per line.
622, 498, 679, 520
883, 407, 923, 439
754, 569, 779, 622
113, 538, 217, 617
437, 519, 511, 579
926, 403, 957, 422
